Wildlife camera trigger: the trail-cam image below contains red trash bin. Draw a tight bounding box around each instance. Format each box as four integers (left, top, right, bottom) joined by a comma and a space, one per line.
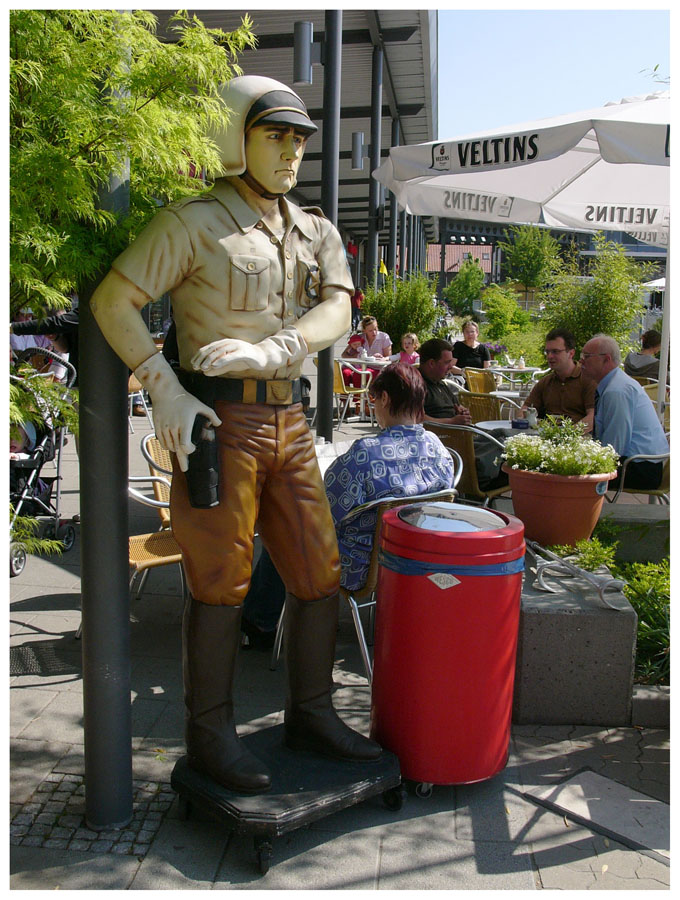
370, 501, 525, 786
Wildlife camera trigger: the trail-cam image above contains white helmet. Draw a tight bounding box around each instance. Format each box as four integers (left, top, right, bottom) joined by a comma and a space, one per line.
210, 75, 317, 176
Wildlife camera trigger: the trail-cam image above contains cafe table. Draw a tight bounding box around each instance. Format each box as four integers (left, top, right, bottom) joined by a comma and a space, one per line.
475, 420, 538, 437
335, 356, 389, 422
488, 364, 542, 389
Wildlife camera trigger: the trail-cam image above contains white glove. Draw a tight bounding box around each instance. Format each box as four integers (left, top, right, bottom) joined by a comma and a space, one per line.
134, 352, 221, 472
190, 326, 308, 376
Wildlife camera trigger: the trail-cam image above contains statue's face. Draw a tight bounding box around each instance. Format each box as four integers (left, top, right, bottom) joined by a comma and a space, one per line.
245, 124, 308, 195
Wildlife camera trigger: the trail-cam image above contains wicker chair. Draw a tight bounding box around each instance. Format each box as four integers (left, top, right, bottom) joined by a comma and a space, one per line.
141, 433, 173, 529
424, 422, 512, 508
605, 433, 670, 505
310, 358, 376, 426
75, 469, 185, 639
464, 367, 497, 393
128, 373, 153, 432
270, 480, 463, 682
458, 388, 521, 423
641, 382, 670, 430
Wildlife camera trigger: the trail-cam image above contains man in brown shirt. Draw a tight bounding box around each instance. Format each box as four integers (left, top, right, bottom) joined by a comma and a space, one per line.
523, 328, 596, 431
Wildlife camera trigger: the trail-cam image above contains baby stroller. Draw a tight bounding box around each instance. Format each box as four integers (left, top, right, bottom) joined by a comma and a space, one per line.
10, 348, 78, 577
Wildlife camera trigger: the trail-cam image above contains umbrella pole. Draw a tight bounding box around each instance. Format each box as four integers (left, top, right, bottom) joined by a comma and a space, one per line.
657, 243, 670, 426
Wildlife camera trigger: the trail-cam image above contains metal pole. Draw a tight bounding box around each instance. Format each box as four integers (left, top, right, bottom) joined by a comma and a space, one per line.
80, 166, 133, 830
365, 45, 383, 290
316, 9, 342, 443
439, 220, 447, 299
387, 118, 399, 275
398, 207, 407, 280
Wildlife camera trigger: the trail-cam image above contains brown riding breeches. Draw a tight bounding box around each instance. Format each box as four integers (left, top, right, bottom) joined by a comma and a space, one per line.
170, 401, 341, 606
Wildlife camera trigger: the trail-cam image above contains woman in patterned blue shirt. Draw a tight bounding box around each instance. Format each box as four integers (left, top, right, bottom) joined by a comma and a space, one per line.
324, 362, 455, 590
242, 363, 455, 645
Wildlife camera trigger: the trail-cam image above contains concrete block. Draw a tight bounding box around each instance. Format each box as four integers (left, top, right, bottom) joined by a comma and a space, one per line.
597, 504, 669, 563
513, 573, 637, 726
631, 684, 670, 728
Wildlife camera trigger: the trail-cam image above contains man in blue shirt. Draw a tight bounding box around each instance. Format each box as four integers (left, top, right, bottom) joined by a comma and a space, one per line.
580, 334, 668, 490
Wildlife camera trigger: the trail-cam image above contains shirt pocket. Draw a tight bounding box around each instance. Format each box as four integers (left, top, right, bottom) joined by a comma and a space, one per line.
228, 255, 270, 311
296, 259, 321, 309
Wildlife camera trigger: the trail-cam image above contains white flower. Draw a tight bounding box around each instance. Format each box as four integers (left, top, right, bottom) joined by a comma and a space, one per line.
502, 416, 618, 476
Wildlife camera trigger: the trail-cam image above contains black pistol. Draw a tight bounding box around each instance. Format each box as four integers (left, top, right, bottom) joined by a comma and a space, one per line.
185, 415, 220, 508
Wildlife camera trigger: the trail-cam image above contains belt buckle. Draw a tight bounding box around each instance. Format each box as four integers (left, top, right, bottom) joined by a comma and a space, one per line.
266, 380, 293, 405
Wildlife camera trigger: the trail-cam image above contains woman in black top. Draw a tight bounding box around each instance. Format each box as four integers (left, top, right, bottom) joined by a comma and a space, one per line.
450, 320, 490, 374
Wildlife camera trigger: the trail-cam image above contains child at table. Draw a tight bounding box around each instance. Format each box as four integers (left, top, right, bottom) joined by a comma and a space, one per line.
340, 333, 366, 388
391, 333, 420, 366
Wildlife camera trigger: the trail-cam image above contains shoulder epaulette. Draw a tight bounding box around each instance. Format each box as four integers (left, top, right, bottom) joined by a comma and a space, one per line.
301, 205, 328, 220
169, 192, 215, 212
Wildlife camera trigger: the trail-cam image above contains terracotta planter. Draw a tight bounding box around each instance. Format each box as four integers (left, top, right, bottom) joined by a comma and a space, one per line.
502, 465, 617, 547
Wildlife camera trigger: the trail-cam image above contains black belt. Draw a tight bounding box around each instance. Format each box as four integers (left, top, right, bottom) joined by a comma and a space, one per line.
177, 370, 302, 407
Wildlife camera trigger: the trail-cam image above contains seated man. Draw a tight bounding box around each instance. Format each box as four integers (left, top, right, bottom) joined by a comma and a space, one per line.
623, 329, 662, 381
580, 334, 669, 490
242, 363, 455, 645
417, 338, 506, 491
417, 338, 472, 426
522, 328, 596, 431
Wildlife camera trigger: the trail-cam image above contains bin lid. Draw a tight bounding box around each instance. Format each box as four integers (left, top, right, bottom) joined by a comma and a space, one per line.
397, 502, 506, 533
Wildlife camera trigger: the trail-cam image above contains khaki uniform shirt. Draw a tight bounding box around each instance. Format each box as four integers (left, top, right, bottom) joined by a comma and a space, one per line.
112, 179, 353, 380
526, 363, 596, 422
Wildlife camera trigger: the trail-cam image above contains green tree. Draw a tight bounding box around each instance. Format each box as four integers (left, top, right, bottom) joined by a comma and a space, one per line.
10, 8, 255, 317
481, 283, 530, 341
498, 224, 563, 305
442, 256, 485, 317
362, 272, 440, 346
541, 233, 653, 354
10, 9, 255, 552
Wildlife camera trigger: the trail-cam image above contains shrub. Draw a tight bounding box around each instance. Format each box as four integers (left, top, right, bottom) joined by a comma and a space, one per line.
540, 233, 654, 355
619, 560, 670, 685
498, 224, 563, 290
481, 283, 530, 341
442, 257, 485, 317
362, 272, 440, 347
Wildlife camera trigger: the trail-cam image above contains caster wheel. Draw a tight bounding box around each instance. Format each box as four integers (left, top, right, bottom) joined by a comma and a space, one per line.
58, 523, 76, 551
255, 838, 273, 874
177, 794, 191, 821
10, 542, 27, 577
382, 786, 406, 811
415, 782, 433, 799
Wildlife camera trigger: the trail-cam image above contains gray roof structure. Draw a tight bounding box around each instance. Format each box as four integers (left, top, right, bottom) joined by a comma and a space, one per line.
151, 8, 438, 245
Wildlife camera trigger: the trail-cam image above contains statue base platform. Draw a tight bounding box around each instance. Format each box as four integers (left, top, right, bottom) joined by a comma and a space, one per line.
170, 723, 402, 874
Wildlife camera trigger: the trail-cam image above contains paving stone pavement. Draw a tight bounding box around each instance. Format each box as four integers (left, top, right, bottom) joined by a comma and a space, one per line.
10, 340, 670, 889
10, 772, 174, 858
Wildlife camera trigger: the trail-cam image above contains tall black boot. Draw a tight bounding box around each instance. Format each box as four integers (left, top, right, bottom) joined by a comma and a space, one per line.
284, 593, 382, 761
183, 597, 271, 793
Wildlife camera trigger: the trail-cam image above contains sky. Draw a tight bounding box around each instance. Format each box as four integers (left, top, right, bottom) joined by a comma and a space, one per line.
436, 6, 670, 139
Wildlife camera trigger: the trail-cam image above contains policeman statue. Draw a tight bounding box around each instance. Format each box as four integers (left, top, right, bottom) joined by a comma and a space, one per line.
92, 76, 381, 793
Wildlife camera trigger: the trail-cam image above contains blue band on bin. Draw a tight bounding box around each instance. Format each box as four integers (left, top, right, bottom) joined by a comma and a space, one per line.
378, 549, 525, 577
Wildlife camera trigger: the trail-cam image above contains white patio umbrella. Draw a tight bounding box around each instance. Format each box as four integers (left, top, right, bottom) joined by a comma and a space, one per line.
374, 90, 670, 412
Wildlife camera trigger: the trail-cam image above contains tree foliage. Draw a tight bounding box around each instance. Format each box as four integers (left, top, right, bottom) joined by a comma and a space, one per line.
10, 8, 256, 316
540, 233, 653, 354
442, 256, 485, 317
498, 224, 563, 289
9, 9, 255, 556
362, 273, 440, 346
481, 283, 530, 341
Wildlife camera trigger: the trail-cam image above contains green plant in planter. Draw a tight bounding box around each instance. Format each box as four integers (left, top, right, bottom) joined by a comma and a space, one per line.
619, 559, 670, 685
548, 537, 618, 572
503, 416, 619, 476
551, 535, 670, 686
